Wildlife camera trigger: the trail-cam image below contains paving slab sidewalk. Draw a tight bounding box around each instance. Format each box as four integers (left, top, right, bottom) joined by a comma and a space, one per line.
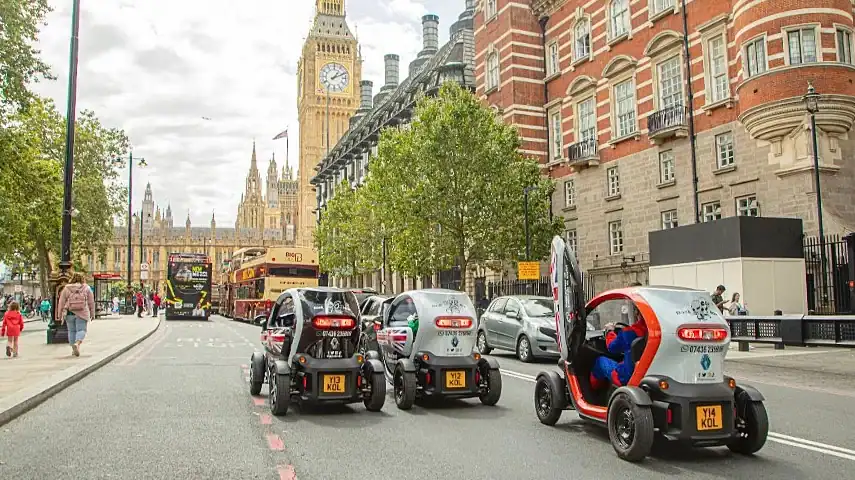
0, 314, 160, 426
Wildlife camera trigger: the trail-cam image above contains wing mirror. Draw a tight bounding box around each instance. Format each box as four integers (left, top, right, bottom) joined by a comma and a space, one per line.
506, 310, 519, 319
253, 315, 267, 327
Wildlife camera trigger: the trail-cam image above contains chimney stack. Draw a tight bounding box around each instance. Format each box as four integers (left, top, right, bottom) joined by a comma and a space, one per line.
360, 80, 373, 109
422, 14, 439, 53
384, 54, 400, 87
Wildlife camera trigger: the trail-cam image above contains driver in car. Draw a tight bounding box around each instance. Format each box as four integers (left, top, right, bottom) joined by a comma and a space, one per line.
590, 309, 648, 389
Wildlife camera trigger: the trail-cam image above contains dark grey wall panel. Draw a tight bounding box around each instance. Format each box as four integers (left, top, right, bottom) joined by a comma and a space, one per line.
649, 217, 804, 267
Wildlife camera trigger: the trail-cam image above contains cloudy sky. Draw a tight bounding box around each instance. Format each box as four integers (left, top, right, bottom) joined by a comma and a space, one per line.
33, 0, 467, 226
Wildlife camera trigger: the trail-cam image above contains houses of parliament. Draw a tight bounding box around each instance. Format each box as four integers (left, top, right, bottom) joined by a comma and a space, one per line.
94, 143, 299, 289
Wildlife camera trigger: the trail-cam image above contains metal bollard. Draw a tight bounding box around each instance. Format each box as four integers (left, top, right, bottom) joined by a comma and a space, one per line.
774, 310, 785, 350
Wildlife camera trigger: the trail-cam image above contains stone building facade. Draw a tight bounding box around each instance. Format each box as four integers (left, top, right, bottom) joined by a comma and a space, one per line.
475, 0, 855, 290
234, 141, 299, 243
310, 1, 477, 294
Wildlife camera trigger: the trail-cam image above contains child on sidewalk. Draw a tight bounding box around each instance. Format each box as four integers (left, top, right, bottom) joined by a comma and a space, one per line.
1, 301, 24, 357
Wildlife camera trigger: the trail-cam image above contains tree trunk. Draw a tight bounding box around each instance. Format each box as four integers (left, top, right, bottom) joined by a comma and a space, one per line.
36, 238, 53, 297
458, 260, 467, 293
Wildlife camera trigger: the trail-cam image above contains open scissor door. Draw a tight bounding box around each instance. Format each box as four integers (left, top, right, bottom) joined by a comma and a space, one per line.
549, 236, 587, 363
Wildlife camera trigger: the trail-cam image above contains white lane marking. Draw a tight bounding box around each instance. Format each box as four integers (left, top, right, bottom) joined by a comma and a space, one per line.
501, 368, 855, 462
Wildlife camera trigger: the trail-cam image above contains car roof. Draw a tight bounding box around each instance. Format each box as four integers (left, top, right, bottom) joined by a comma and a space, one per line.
498, 295, 550, 300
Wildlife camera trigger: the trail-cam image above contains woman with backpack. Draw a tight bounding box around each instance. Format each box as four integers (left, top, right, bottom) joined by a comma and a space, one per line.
56, 273, 96, 357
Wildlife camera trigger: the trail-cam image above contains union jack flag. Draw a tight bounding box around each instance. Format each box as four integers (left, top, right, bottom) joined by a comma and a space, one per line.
272, 129, 288, 140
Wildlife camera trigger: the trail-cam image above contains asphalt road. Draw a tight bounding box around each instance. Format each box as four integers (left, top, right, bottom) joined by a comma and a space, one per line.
1, 315, 853, 479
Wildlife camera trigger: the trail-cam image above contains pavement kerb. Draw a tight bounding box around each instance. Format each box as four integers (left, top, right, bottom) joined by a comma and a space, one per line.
0, 316, 162, 427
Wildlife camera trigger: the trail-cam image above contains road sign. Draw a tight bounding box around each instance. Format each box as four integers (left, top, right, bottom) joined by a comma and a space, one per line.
140, 271, 149, 280
14, 285, 22, 293
518, 261, 540, 280
140, 263, 149, 271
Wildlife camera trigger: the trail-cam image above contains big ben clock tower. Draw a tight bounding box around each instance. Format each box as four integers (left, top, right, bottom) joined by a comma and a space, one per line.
295, 0, 362, 248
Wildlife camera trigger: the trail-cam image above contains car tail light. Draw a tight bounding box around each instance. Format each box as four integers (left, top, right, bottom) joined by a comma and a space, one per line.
677, 326, 728, 342
313, 315, 356, 330
435, 316, 473, 329
425, 372, 432, 385
666, 408, 673, 424
268, 334, 288, 344
373, 323, 381, 331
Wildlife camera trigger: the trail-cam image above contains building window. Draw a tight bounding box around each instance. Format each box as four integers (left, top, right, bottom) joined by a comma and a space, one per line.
486, 0, 497, 19
577, 97, 596, 142
708, 36, 729, 102
565, 229, 578, 254
564, 179, 575, 207
607, 166, 620, 197
837, 28, 853, 64
743, 37, 767, 78
661, 210, 678, 229
575, 18, 591, 59
546, 41, 560, 76
486, 52, 499, 90
650, 0, 675, 16
659, 150, 675, 183
609, 0, 630, 39
614, 79, 637, 137
549, 108, 562, 161
657, 56, 682, 109
702, 201, 722, 222
787, 27, 818, 65
609, 220, 624, 255
715, 132, 734, 168
736, 196, 760, 217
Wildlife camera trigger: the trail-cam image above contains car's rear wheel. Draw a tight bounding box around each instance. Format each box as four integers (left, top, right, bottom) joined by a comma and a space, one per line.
249, 353, 265, 396
363, 372, 386, 412
728, 391, 769, 455
517, 336, 533, 363
269, 369, 290, 416
534, 372, 565, 425
478, 363, 502, 406
608, 393, 654, 462
476, 331, 492, 354
394, 368, 416, 410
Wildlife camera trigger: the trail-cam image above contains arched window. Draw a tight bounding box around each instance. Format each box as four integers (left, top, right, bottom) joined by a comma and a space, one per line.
575, 18, 591, 59
486, 51, 499, 90
609, 0, 630, 39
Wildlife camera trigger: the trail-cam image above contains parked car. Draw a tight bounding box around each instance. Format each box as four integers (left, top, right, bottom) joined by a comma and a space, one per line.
357, 294, 392, 355
349, 288, 379, 306
476, 295, 561, 362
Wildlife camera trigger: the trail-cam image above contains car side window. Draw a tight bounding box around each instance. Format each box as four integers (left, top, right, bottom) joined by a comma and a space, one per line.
270, 295, 295, 328
504, 299, 520, 317
489, 298, 507, 313
369, 300, 382, 316
587, 298, 634, 331
387, 296, 414, 327
361, 299, 374, 315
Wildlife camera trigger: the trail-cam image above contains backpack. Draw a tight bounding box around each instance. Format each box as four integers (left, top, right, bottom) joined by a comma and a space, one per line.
66, 286, 87, 311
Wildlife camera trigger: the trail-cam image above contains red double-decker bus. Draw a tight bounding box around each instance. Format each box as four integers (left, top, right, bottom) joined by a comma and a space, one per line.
221, 246, 319, 322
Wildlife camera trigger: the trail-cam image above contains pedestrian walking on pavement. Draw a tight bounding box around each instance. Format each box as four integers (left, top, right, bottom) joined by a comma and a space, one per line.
1, 301, 24, 357
136, 291, 144, 318
152, 292, 161, 317
39, 297, 51, 322
57, 273, 96, 357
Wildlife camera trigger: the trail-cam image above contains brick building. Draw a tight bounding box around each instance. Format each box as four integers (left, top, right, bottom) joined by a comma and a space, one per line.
474, 0, 855, 289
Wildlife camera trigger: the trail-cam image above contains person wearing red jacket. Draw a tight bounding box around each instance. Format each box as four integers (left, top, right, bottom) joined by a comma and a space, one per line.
2, 301, 25, 357
590, 310, 648, 389
152, 293, 161, 317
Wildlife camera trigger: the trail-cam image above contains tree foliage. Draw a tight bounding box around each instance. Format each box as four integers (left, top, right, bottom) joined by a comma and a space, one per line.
314, 82, 562, 290
0, 98, 129, 293
0, 0, 54, 117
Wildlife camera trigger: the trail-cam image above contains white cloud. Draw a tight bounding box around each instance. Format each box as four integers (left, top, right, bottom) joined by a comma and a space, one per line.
33, 0, 468, 226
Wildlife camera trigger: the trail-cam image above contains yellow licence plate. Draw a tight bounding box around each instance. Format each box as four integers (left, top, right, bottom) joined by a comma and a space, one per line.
322, 374, 345, 393
696, 405, 723, 431
445, 370, 466, 389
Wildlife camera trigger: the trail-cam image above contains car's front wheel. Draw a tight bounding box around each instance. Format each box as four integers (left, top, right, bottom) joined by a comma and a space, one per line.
269, 368, 290, 416
534, 372, 565, 425
476, 330, 492, 354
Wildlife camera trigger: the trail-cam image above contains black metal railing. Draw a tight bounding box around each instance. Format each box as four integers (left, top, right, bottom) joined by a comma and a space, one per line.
567, 138, 598, 162
803, 234, 852, 315
726, 314, 855, 348
647, 104, 687, 135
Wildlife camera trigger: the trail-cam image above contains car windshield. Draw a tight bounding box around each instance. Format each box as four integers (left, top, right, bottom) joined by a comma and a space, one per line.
297, 289, 359, 319
521, 298, 554, 317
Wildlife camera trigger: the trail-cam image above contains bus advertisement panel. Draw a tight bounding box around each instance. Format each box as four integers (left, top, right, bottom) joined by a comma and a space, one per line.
165, 253, 212, 320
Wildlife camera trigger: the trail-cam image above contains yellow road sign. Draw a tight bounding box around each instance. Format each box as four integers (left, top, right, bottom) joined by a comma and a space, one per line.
518, 261, 540, 280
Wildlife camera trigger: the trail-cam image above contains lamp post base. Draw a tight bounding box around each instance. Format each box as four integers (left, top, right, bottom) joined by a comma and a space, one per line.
47, 269, 71, 344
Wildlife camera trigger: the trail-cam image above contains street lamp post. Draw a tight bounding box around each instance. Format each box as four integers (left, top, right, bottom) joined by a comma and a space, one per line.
124, 152, 147, 292
803, 83, 827, 309
523, 186, 535, 261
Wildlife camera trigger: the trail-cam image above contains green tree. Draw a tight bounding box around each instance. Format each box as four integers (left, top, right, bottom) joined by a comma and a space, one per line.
0, 97, 129, 294
0, 0, 54, 117
368, 82, 562, 291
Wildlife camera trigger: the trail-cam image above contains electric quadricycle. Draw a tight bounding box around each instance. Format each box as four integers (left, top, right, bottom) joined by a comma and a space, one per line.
373, 289, 503, 410
534, 236, 769, 462
249, 287, 386, 416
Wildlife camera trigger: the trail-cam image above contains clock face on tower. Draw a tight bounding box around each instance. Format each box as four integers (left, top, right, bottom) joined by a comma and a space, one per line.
319, 63, 350, 93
